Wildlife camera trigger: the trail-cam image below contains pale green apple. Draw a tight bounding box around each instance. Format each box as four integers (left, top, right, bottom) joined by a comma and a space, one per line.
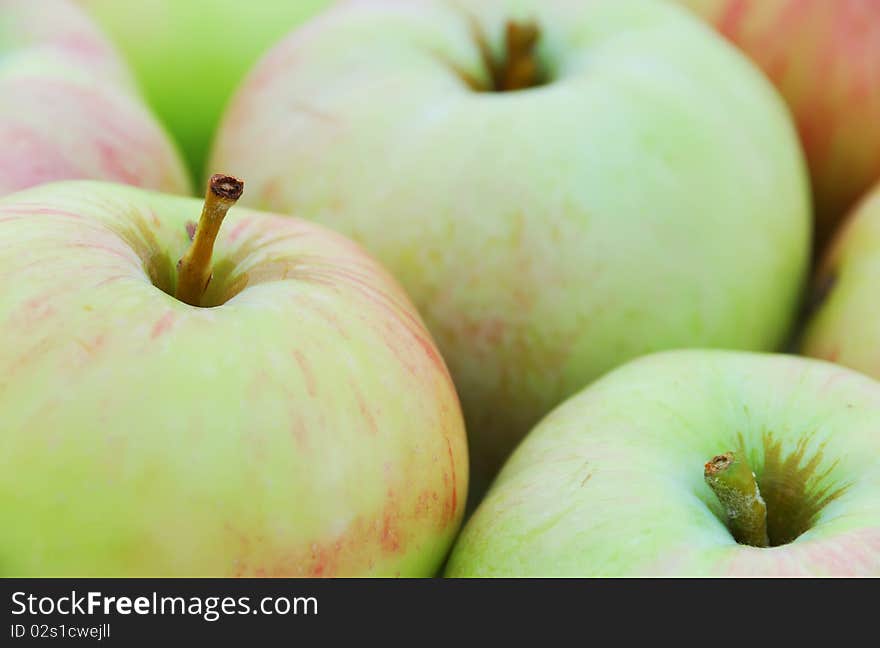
0, 0, 191, 197
446, 350, 880, 577
801, 181, 880, 376
211, 0, 810, 492
674, 0, 880, 248
76, 0, 335, 180
0, 179, 467, 577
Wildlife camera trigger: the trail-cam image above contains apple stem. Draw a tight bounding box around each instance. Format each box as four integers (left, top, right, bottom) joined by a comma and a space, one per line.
497, 20, 541, 91
704, 451, 769, 548
175, 174, 244, 307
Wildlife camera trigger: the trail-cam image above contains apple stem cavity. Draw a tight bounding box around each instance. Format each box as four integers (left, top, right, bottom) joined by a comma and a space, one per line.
704, 451, 769, 548
497, 20, 541, 91
175, 174, 244, 307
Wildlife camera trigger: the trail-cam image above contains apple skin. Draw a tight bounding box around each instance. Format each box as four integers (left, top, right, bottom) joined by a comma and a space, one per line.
445, 350, 880, 577
674, 0, 880, 247
0, 180, 467, 577
211, 0, 810, 489
801, 181, 880, 377
0, 0, 191, 197
76, 0, 334, 181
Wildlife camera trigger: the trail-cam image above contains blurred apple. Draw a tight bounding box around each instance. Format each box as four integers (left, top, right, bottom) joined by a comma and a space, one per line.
0, 178, 467, 576
77, 0, 334, 180
211, 0, 810, 492
675, 0, 880, 248
801, 180, 880, 376
0, 0, 190, 197
446, 351, 880, 577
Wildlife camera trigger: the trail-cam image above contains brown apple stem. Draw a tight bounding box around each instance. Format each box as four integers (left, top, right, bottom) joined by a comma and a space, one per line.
498, 20, 541, 91
175, 174, 244, 307
704, 451, 769, 548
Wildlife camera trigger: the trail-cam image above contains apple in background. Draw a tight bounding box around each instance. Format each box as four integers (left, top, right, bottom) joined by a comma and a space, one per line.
446, 350, 880, 577
211, 0, 810, 495
76, 0, 334, 181
801, 181, 880, 377
0, 178, 467, 577
674, 0, 880, 249
0, 0, 191, 197
0, 0, 128, 84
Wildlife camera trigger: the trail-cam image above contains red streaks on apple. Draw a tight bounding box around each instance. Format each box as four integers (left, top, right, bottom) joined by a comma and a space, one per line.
226, 217, 253, 244
444, 436, 458, 526
717, 0, 749, 39
150, 311, 175, 339
349, 378, 379, 436
292, 349, 317, 397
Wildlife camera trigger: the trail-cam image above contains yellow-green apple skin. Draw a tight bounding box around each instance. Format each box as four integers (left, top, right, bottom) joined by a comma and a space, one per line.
0, 0, 190, 198
0, 181, 467, 577
211, 0, 810, 490
446, 351, 880, 577
801, 182, 880, 376
76, 0, 334, 181
674, 0, 880, 248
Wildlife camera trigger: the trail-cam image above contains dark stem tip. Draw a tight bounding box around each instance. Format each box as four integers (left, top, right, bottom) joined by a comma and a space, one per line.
209, 174, 244, 201
705, 452, 734, 477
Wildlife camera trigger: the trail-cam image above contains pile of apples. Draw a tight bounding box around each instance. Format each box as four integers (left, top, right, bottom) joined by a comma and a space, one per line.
1, 0, 878, 577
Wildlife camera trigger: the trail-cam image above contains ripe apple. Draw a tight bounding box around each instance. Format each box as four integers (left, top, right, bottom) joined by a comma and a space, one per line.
445, 350, 880, 577
800, 180, 880, 377
0, 177, 467, 577
76, 0, 334, 180
1, 0, 128, 84
0, 0, 191, 197
673, 0, 880, 248
210, 0, 811, 492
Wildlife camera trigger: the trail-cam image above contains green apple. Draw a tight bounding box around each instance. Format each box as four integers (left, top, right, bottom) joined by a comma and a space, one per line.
211, 0, 810, 492
76, 0, 334, 181
674, 0, 880, 248
446, 350, 880, 577
0, 0, 190, 197
0, 178, 467, 577
801, 181, 880, 377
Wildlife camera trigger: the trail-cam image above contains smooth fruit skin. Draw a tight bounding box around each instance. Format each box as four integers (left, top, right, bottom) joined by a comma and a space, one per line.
445, 351, 880, 577
801, 182, 880, 377
0, 181, 467, 577
211, 0, 810, 488
0, 0, 191, 197
675, 0, 880, 247
76, 0, 333, 181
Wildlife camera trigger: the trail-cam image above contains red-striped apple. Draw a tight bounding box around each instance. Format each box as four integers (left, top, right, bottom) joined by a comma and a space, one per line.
211, 0, 810, 493
0, 177, 467, 576
0, 0, 190, 197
